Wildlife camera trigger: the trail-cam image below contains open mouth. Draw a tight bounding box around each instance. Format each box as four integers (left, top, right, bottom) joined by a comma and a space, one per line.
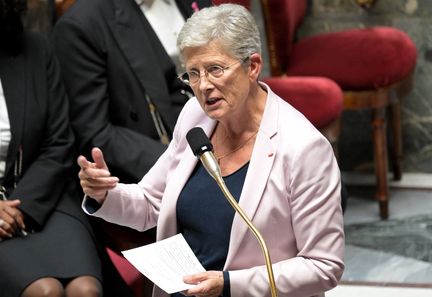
206, 97, 221, 105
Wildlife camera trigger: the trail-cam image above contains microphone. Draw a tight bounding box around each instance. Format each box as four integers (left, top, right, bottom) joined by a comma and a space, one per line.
186, 127, 278, 297
186, 127, 222, 182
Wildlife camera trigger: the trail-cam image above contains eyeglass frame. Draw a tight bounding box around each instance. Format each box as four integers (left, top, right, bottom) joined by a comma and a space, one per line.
178, 56, 250, 86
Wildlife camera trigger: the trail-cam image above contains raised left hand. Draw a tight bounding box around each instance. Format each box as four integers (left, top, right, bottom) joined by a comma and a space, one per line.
77, 147, 118, 203
182, 271, 224, 297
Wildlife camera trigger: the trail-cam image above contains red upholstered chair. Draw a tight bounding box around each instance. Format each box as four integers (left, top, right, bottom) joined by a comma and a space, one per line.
260, 0, 417, 219
93, 219, 156, 297
262, 76, 343, 153
106, 248, 147, 297
213, 0, 344, 153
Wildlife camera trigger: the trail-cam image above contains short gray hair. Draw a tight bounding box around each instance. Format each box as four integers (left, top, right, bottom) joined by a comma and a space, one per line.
177, 3, 261, 61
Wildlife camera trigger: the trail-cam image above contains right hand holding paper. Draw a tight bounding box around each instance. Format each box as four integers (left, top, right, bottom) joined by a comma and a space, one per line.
121, 233, 206, 294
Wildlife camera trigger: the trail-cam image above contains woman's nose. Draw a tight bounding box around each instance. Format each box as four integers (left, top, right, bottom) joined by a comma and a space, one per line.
197, 74, 214, 92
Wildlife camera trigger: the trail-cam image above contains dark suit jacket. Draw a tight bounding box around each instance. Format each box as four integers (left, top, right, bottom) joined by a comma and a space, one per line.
52, 0, 211, 183
0, 32, 87, 230
1, 32, 137, 297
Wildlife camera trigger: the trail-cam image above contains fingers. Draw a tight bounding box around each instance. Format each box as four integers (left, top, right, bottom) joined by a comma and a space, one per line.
77, 148, 118, 201
77, 149, 115, 181
3, 199, 21, 209
77, 155, 91, 170
182, 271, 224, 297
80, 175, 119, 186
80, 176, 118, 200
183, 272, 209, 283
92, 147, 108, 170
0, 218, 14, 240
79, 167, 119, 188
80, 176, 119, 192
183, 271, 222, 283
0, 200, 25, 239
3, 204, 24, 233
11, 207, 26, 231
77, 148, 108, 171
79, 166, 113, 179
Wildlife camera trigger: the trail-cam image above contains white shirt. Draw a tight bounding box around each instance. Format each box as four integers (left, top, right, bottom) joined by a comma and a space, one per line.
135, 0, 185, 72
0, 79, 11, 178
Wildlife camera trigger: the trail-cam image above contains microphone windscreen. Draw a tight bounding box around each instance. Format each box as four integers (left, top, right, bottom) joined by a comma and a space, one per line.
186, 127, 213, 156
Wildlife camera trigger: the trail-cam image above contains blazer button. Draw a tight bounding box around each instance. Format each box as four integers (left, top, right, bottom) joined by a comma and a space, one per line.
130, 111, 138, 121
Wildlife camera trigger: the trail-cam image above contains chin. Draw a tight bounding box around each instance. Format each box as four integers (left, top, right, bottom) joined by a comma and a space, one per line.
205, 110, 224, 121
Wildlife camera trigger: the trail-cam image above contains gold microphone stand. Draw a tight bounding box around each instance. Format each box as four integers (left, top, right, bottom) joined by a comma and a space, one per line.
200, 153, 278, 297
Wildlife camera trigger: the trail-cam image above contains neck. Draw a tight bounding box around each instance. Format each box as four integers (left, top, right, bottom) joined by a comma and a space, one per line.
212, 124, 258, 166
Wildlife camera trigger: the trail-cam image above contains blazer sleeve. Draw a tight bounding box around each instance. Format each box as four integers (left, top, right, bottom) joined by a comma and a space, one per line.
82, 97, 197, 231
10, 35, 76, 229
82, 116, 181, 232
51, 16, 167, 183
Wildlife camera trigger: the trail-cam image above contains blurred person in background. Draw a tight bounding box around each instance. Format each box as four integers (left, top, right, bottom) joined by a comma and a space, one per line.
0, 0, 103, 296
52, 0, 211, 185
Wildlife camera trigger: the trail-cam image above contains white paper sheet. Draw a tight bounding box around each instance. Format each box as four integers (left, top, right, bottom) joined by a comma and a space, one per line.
121, 233, 206, 294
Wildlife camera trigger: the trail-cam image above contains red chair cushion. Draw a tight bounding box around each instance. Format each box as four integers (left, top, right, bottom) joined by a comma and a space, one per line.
286, 27, 417, 90
263, 76, 343, 128
107, 248, 145, 296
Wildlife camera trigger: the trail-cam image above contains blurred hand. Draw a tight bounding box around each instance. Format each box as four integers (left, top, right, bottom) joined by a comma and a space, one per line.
0, 199, 26, 241
77, 147, 119, 203
182, 271, 224, 297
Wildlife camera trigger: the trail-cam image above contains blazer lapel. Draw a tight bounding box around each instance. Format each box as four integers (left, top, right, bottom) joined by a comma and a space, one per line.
155, 149, 197, 241
225, 86, 278, 267
156, 119, 217, 240
0, 52, 25, 179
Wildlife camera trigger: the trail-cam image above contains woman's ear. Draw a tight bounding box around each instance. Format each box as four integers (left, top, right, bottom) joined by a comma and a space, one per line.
248, 53, 263, 81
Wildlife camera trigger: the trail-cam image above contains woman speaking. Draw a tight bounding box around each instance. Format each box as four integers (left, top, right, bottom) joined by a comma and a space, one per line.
78, 4, 344, 297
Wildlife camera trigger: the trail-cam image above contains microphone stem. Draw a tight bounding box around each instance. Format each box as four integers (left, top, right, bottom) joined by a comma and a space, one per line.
214, 175, 278, 297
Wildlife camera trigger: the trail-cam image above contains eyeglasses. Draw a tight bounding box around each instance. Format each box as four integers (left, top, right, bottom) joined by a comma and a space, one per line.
178, 57, 249, 86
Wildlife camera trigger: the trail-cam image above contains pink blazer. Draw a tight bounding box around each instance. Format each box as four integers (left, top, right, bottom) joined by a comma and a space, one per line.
86, 83, 345, 297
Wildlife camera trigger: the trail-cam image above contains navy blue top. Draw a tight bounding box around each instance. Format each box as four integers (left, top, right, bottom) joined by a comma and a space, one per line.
173, 161, 249, 297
